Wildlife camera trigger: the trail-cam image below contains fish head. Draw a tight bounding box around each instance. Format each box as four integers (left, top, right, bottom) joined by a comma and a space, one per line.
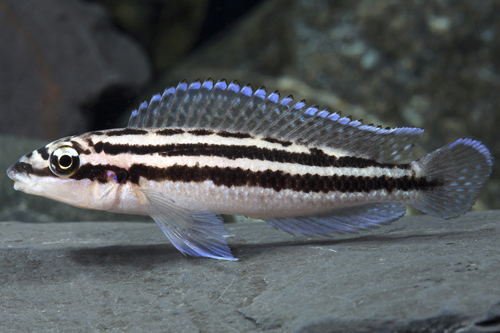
7, 136, 125, 211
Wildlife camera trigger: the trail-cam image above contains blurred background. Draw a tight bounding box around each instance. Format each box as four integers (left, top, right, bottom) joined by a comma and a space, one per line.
1, 0, 498, 222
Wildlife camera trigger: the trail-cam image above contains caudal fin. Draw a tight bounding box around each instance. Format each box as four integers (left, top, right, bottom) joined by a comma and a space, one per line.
410, 138, 492, 219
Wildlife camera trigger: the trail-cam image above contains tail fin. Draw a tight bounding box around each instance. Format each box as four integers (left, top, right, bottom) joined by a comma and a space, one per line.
410, 138, 492, 219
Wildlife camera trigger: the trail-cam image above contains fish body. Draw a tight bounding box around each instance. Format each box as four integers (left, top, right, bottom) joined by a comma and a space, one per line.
7, 79, 493, 260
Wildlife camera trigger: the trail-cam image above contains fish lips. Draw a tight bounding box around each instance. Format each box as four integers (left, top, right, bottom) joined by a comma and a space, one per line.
7, 162, 37, 190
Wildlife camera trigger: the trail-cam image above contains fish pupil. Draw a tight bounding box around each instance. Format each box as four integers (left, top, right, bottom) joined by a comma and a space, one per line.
59, 155, 73, 169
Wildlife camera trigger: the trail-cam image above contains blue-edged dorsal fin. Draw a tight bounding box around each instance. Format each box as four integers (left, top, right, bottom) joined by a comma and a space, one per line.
264, 203, 407, 236
140, 189, 237, 261
128, 79, 424, 163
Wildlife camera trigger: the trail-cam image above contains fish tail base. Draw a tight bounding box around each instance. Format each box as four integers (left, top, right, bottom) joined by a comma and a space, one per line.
410, 138, 492, 219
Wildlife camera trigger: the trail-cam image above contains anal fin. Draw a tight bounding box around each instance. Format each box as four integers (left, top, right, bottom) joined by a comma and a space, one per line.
264, 203, 406, 236
141, 189, 237, 261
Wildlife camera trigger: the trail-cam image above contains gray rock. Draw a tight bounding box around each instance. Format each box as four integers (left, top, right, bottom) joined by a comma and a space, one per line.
1, 211, 499, 332
0, 0, 150, 140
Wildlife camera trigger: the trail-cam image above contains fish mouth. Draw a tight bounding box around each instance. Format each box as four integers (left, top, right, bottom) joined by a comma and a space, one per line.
7, 162, 36, 190
7, 163, 20, 181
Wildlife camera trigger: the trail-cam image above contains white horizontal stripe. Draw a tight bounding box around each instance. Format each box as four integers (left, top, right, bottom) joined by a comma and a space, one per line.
83, 131, 351, 157
82, 151, 413, 178
137, 180, 418, 218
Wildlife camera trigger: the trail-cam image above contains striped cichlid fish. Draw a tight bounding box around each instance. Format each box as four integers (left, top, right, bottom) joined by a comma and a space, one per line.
7, 79, 493, 260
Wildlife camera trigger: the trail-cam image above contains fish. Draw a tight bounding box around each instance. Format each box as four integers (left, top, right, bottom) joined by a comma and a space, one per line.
7, 79, 493, 260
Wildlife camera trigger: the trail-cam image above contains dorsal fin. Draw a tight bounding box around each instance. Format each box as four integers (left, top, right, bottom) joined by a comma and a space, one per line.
128, 79, 424, 163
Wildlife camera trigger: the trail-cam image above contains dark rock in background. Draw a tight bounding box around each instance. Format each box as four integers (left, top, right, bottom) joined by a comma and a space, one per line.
0, 0, 150, 140
97, 0, 209, 73
1, 211, 499, 332
1, 1, 499, 331
1, 0, 497, 220
0, 0, 152, 221
162, 0, 500, 210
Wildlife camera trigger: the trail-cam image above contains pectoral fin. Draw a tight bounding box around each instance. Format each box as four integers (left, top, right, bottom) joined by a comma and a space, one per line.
140, 189, 237, 261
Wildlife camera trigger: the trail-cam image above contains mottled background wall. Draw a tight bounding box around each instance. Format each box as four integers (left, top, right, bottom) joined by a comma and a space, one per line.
1, 0, 498, 221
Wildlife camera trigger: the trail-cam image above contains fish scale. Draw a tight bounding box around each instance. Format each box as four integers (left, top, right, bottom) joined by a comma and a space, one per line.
7, 79, 493, 260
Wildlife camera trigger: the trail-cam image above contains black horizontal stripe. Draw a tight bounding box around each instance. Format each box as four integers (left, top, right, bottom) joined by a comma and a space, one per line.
71, 164, 129, 184
156, 128, 185, 136
15, 162, 35, 175
157, 128, 254, 138
103, 127, 292, 145
157, 128, 253, 139
105, 128, 149, 136
11, 162, 52, 178
263, 137, 292, 147
89, 141, 409, 169
188, 129, 212, 136
217, 131, 253, 139
70, 163, 438, 194
35, 167, 52, 177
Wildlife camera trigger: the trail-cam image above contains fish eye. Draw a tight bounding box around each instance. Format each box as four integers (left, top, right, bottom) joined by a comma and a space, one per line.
49, 146, 80, 177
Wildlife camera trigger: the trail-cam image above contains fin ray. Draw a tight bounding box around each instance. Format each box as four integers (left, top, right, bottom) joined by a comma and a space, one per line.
128, 79, 424, 163
140, 189, 237, 260
264, 203, 407, 236
410, 138, 493, 219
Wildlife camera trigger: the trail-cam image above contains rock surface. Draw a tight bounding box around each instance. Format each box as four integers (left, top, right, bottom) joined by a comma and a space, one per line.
0, 0, 150, 139
1, 211, 499, 332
